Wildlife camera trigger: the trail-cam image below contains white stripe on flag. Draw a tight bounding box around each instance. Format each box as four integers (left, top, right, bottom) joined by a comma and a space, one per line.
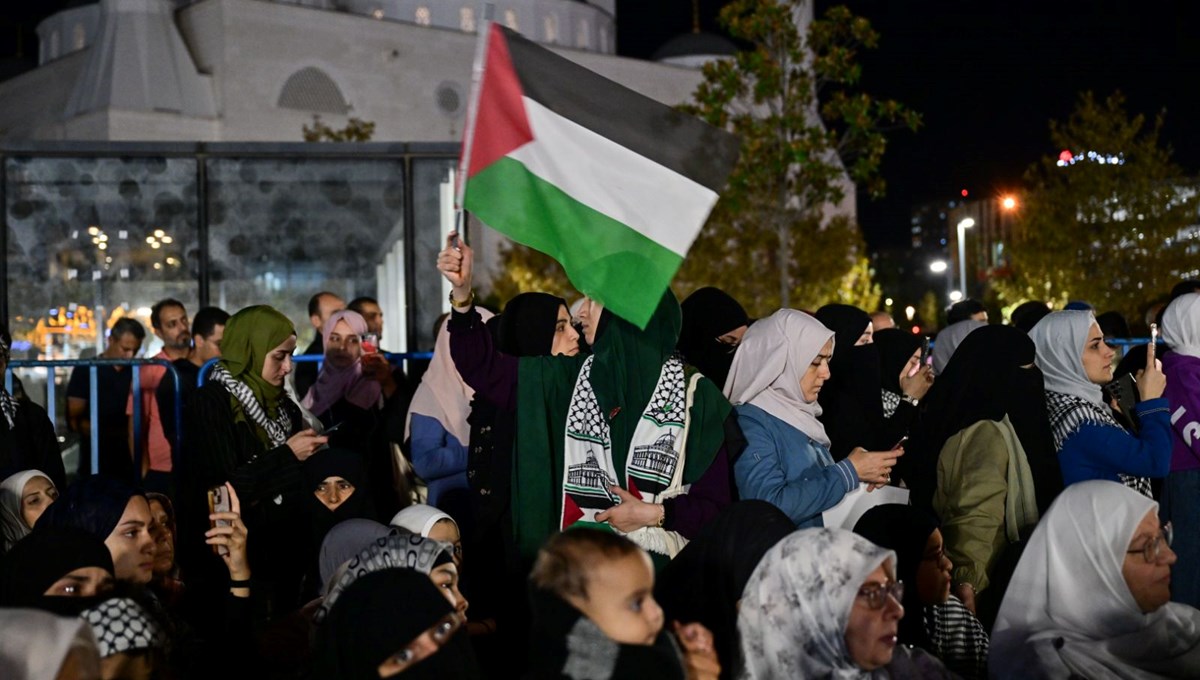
509, 97, 719, 258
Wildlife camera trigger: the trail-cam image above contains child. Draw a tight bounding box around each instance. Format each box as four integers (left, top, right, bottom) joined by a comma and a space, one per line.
527, 528, 720, 680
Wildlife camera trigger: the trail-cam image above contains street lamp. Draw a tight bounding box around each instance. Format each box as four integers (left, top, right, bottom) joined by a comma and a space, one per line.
1001, 195, 1017, 211
956, 218, 975, 299
949, 290, 963, 303
930, 259, 951, 304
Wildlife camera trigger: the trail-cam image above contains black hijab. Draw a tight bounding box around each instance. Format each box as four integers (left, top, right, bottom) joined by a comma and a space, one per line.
678, 287, 750, 390
874, 328, 925, 395
35, 475, 143, 541
654, 501, 794, 680
498, 293, 569, 357
303, 448, 376, 547
814, 304, 885, 459
0, 527, 115, 615
853, 504, 941, 651
905, 325, 1062, 513
313, 568, 481, 679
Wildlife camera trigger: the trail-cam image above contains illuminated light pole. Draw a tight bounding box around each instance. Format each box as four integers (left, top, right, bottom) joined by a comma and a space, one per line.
1001, 195, 1017, 211
956, 218, 975, 299
930, 259, 951, 305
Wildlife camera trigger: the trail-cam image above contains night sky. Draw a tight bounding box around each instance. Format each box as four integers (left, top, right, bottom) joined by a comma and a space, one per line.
4, 1, 1200, 250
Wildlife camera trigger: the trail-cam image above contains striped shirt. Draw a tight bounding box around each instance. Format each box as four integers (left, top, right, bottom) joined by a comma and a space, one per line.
925, 596, 989, 680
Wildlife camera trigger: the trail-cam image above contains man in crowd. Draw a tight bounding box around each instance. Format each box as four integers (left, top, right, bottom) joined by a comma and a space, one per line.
66, 317, 146, 480
294, 291, 344, 398
157, 306, 229, 478
128, 299, 190, 493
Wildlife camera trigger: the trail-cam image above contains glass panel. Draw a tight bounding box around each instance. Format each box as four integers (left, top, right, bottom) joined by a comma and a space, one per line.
5, 155, 199, 362
205, 157, 406, 351
411, 158, 457, 352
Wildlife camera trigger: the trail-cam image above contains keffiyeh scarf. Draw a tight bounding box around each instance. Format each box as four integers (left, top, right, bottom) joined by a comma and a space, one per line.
209, 363, 292, 448
1046, 390, 1152, 498
0, 387, 16, 429
81, 597, 168, 657
561, 355, 696, 557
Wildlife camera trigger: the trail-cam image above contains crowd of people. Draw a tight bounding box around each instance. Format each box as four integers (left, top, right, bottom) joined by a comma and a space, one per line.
0, 233, 1198, 679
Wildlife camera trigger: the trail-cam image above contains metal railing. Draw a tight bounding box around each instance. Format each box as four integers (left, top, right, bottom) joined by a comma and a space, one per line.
196, 352, 434, 385
4, 358, 184, 478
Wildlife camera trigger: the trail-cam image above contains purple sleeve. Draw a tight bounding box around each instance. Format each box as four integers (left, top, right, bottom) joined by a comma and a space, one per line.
447, 307, 519, 411
662, 447, 733, 539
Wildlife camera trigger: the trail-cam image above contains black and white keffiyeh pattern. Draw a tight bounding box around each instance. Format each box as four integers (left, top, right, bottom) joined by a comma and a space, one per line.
81, 597, 167, 657
313, 531, 451, 625
0, 387, 16, 429
1046, 390, 1153, 498
881, 389, 902, 419
208, 363, 292, 447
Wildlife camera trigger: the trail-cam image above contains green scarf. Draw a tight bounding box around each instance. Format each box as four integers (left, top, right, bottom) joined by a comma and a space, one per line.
513, 292, 731, 562
217, 305, 295, 443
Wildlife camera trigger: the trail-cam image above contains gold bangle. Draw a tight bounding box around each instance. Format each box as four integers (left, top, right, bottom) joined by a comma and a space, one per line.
449, 289, 474, 309
656, 504, 666, 528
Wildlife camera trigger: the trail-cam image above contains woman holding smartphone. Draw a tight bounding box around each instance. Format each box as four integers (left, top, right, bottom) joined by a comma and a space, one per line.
179, 305, 327, 620
1029, 310, 1172, 498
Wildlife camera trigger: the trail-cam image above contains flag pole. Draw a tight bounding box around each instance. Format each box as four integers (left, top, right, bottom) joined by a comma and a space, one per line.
455, 3, 496, 240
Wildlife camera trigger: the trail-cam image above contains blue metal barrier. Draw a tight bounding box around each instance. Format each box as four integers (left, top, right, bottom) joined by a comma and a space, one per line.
196, 352, 434, 386
4, 358, 184, 479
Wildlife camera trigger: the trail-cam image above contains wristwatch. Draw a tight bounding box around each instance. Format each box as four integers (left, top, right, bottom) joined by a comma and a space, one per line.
901, 394, 919, 406
449, 289, 474, 309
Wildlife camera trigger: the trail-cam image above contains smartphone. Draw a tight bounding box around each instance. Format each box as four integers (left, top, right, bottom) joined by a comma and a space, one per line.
207, 485, 231, 557
361, 333, 379, 355
324, 420, 345, 434
892, 436, 909, 450
1148, 323, 1159, 366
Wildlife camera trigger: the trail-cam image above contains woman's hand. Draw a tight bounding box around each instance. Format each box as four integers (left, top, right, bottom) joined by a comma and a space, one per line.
287, 429, 328, 461
954, 582, 977, 614
1136, 340, 1166, 401
361, 353, 397, 397
595, 487, 664, 533
206, 483, 251, 594
847, 447, 904, 490
899, 364, 934, 401
436, 232, 474, 305
673, 621, 721, 680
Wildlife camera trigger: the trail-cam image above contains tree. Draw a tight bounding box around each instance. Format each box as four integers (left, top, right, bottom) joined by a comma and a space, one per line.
997, 92, 1196, 319
488, 242, 578, 305
673, 0, 919, 314
302, 115, 376, 142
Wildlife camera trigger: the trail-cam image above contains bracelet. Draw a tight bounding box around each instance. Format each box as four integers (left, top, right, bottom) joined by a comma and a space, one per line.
449, 289, 474, 309
901, 394, 919, 406
229, 578, 252, 588
656, 504, 666, 528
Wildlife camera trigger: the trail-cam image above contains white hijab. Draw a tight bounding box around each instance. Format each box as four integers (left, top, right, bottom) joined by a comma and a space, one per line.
390, 504, 457, 538
0, 609, 100, 680
1162, 293, 1200, 359
0, 469, 54, 550
738, 528, 895, 680
723, 309, 835, 448
1029, 310, 1104, 405
931, 319, 985, 374
990, 480, 1200, 678
404, 308, 494, 445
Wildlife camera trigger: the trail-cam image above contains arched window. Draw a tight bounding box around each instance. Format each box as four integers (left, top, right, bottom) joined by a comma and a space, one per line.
73, 23, 86, 51
277, 67, 350, 114
460, 7, 475, 32
49, 29, 60, 60
577, 19, 590, 48
504, 9, 519, 31
415, 6, 431, 26
543, 14, 559, 43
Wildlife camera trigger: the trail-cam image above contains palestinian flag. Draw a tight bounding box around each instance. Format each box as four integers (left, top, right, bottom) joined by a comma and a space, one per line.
462, 24, 740, 329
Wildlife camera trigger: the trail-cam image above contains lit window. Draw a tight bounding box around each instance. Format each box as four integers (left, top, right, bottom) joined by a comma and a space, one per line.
460, 7, 475, 32
372, 8, 383, 19
505, 9, 518, 30
577, 19, 590, 48
72, 23, 86, 51
415, 6, 431, 26
544, 14, 558, 43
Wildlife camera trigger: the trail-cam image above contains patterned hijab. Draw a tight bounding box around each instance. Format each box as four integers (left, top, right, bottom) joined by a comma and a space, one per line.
303, 310, 382, 415
724, 309, 835, 448
738, 528, 895, 679
314, 531, 453, 624
81, 597, 168, 657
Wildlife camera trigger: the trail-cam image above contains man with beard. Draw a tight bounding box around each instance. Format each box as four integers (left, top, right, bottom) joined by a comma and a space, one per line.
127, 299, 190, 493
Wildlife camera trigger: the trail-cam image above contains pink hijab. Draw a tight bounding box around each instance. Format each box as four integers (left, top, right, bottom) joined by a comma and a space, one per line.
404, 309, 494, 445
302, 310, 382, 416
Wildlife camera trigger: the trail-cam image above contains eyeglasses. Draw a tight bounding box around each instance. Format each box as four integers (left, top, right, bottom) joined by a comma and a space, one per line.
1127, 522, 1173, 564
856, 580, 904, 610
379, 611, 464, 676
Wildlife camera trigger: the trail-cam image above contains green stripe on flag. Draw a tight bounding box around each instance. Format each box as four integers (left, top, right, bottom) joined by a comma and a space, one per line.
465, 156, 683, 329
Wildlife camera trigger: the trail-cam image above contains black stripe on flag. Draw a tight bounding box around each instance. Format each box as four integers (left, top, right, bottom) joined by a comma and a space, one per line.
500, 26, 740, 194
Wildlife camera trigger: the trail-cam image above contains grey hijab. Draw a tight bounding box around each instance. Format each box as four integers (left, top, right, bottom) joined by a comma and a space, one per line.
1029, 311, 1104, 405
317, 518, 396, 587
737, 528, 895, 679
724, 309, 835, 448
931, 319, 986, 375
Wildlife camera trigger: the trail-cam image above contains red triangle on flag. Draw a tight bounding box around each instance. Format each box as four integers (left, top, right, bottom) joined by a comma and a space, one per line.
626, 477, 643, 500
466, 24, 534, 179
562, 495, 584, 528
